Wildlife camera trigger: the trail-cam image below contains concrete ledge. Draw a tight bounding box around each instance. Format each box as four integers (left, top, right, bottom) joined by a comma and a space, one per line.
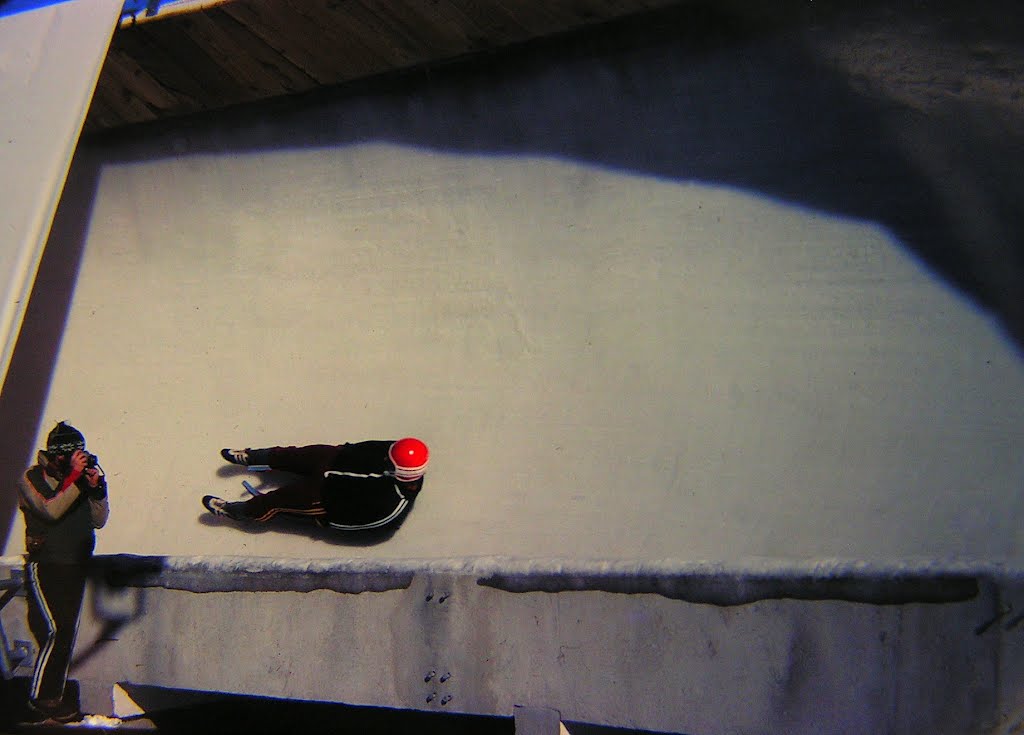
3, 553, 1003, 603
3, 553, 1022, 733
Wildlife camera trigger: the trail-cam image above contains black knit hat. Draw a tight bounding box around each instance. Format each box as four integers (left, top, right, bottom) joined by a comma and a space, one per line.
46, 421, 85, 455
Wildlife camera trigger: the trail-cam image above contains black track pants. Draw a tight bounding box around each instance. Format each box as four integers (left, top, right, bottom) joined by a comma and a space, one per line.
24, 561, 88, 705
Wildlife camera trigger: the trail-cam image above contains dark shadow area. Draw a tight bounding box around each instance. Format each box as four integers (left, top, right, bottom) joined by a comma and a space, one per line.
137, 691, 514, 735
0, 151, 102, 557
86, 0, 1024, 356
0, 679, 514, 733
195, 504, 407, 547
1, 679, 678, 734
478, 566, 980, 606
67, 558, 166, 672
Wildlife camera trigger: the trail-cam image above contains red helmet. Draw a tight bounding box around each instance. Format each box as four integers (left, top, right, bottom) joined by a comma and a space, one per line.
389, 437, 429, 481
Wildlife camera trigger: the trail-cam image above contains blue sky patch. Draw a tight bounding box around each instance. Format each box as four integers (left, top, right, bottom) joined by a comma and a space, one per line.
0, 0, 78, 19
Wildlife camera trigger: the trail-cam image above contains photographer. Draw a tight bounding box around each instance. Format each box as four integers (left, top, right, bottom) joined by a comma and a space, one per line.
15, 421, 108, 724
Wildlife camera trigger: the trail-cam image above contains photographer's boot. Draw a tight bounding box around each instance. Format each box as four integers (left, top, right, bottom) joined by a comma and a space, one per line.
26, 696, 83, 725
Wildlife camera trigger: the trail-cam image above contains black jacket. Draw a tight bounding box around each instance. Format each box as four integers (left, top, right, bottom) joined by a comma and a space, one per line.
320, 441, 421, 530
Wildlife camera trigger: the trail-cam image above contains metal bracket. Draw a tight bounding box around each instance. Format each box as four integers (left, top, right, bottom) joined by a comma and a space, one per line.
0, 567, 32, 679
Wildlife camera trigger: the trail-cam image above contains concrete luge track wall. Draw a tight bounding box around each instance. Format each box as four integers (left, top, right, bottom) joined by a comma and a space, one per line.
3, 555, 1023, 733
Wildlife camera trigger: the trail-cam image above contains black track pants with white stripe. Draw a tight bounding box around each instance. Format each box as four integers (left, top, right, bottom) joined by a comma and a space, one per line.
25, 561, 88, 705
237, 445, 335, 521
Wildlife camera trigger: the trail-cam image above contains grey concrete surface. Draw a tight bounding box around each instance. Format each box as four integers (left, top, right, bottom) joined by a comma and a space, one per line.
4, 555, 1022, 733
1, 2, 1023, 732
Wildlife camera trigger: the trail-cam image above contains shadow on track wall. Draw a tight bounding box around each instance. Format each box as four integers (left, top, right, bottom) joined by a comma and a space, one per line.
89, 0, 1024, 355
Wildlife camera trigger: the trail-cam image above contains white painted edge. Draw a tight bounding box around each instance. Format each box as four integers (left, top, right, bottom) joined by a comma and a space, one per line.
0, 0, 123, 393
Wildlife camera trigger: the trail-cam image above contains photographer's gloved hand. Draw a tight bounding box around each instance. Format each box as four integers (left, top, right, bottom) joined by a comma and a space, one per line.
83, 468, 107, 500
74, 449, 107, 500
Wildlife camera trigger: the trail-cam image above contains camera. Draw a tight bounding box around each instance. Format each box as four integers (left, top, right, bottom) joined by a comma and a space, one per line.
53, 450, 99, 473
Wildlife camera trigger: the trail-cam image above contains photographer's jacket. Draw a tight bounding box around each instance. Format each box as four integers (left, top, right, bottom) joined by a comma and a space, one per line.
18, 452, 109, 562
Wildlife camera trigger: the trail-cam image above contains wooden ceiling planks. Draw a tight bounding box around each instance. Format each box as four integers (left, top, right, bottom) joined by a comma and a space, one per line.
85, 0, 682, 134
218, 2, 342, 85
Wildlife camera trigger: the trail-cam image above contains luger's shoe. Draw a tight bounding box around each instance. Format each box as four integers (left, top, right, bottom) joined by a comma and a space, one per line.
202, 495, 247, 521
220, 448, 250, 465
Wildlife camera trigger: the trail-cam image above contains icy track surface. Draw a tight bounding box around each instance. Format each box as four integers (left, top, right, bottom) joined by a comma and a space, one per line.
0, 147, 1018, 566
